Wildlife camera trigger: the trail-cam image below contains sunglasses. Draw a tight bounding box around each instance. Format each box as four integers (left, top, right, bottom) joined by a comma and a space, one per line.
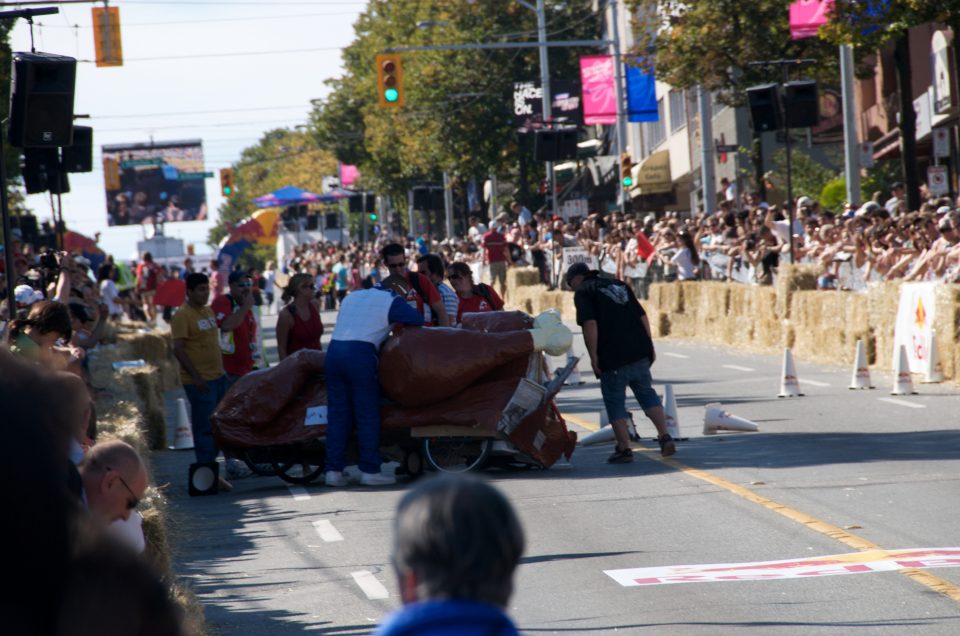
235, 281, 252, 288
109, 467, 140, 510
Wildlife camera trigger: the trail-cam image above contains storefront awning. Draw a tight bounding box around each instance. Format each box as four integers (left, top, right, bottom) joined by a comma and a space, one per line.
630, 150, 672, 196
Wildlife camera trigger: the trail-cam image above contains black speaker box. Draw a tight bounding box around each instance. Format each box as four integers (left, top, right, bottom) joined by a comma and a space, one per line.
325, 212, 340, 229
22, 148, 53, 194
746, 83, 782, 133
783, 81, 819, 129
306, 213, 319, 230
534, 129, 559, 161
8, 52, 77, 148
62, 125, 93, 173
557, 129, 578, 160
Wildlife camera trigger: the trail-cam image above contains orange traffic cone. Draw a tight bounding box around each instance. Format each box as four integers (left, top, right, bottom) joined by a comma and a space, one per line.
848, 339, 874, 390
170, 397, 195, 451
777, 347, 804, 398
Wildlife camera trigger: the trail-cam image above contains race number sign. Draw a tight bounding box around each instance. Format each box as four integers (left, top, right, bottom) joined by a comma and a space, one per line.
561, 246, 599, 272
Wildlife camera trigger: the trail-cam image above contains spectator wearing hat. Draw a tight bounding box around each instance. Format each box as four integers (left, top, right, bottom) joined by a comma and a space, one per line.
14, 284, 43, 313
212, 270, 259, 385
565, 262, 675, 464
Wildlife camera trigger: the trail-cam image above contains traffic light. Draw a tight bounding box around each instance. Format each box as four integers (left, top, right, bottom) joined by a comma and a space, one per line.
369, 212, 378, 221
376, 53, 405, 108
220, 167, 235, 197
620, 153, 633, 188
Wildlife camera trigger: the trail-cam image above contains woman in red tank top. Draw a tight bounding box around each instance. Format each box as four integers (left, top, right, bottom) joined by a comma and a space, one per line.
276, 273, 324, 360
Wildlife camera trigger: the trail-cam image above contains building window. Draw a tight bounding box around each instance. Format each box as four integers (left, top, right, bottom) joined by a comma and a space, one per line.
643, 98, 667, 154
669, 89, 686, 132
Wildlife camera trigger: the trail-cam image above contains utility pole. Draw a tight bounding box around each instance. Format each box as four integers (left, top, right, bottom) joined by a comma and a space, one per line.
442, 170, 454, 239
532, 0, 557, 220
609, 0, 628, 214
698, 86, 716, 215
840, 44, 861, 207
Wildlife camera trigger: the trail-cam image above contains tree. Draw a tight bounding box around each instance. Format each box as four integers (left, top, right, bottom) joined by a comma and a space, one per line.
208, 128, 336, 247
824, 1, 960, 212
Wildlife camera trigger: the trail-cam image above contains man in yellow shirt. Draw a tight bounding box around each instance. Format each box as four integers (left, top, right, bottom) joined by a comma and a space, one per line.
171, 273, 231, 489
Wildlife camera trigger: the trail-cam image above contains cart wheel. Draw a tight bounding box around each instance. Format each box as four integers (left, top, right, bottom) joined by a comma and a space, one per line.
403, 449, 424, 478
241, 449, 278, 477
422, 437, 493, 473
268, 447, 325, 485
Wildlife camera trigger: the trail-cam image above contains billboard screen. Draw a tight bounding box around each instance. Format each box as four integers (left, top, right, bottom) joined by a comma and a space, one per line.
102, 139, 208, 226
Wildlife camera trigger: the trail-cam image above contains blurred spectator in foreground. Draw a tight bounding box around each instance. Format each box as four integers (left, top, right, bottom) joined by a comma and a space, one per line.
374, 475, 523, 636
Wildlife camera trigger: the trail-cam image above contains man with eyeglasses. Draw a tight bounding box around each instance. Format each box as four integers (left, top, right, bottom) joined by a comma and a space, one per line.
212, 270, 259, 385
79, 440, 148, 524
380, 243, 450, 326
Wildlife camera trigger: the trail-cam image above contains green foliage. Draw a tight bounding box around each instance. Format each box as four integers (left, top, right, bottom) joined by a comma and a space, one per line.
309, 0, 600, 201
233, 242, 276, 273
628, 0, 841, 106
819, 176, 847, 212
861, 158, 904, 201
770, 145, 840, 203
824, 1, 960, 49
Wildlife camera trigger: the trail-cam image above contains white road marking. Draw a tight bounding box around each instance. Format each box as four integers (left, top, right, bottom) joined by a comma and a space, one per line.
722, 364, 755, 372
312, 519, 344, 542
802, 379, 831, 387
663, 352, 689, 359
878, 397, 926, 409
287, 485, 311, 501
352, 570, 389, 600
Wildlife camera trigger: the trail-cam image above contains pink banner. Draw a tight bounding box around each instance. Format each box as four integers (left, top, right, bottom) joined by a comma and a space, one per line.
339, 163, 359, 187
580, 55, 617, 125
789, 0, 833, 40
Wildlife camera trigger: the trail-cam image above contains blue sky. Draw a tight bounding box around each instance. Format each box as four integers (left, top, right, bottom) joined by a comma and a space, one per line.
10, 0, 365, 260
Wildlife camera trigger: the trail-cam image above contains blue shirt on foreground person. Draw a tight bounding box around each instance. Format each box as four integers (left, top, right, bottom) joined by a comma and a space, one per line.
374, 599, 519, 636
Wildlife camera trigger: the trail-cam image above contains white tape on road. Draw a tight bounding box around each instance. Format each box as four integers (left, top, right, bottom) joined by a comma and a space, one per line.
877, 397, 926, 409
352, 570, 389, 600
312, 519, 344, 542
802, 379, 831, 387
287, 485, 311, 501
722, 364, 755, 372
663, 352, 689, 359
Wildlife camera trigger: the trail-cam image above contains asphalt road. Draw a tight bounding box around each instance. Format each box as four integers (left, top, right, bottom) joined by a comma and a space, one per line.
153, 307, 960, 635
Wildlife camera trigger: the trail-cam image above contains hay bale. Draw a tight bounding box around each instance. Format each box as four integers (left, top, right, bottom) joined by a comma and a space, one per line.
128, 366, 166, 450
508, 266, 541, 289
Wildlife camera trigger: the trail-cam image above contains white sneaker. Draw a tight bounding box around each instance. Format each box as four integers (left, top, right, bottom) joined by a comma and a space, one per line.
360, 471, 396, 486
325, 471, 347, 487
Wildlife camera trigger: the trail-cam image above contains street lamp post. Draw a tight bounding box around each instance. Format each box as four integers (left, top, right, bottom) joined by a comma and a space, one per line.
518, 0, 556, 219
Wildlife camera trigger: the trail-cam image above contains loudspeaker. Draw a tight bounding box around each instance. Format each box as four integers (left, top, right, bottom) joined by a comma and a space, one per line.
783, 80, 819, 128
22, 148, 53, 194
306, 213, 319, 230
746, 83, 782, 133
557, 129, 578, 160
62, 125, 93, 173
534, 129, 559, 161
349, 193, 375, 213
325, 212, 339, 229
11, 214, 39, 244
188, 462, 219, 497
8, 52, 77, 148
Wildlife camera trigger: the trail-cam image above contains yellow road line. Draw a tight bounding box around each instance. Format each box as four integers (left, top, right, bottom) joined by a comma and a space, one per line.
562, 412, 960, 603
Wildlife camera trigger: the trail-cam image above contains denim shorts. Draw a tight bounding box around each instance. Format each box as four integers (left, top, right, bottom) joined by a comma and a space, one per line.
599, 357, 662, 421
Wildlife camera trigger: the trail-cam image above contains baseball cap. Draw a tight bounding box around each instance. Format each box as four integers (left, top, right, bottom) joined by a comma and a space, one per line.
14, 284, 43, 306
565, 262, 590, 286
228, 270, 251, 285
797, 196, 813, 208
936, 205, 952, 215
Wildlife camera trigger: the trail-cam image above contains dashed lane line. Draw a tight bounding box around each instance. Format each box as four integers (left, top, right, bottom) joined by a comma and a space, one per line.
312, 519, 344, 542
562, 411, 960, 604
663, 352, 690, 359
287, 485, 311, 501
878, 397, 926, 409
352, 570, 389, 600
722, 364, 755, 372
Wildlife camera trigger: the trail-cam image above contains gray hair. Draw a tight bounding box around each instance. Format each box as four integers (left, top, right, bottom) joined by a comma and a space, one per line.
391, 474, 524, 607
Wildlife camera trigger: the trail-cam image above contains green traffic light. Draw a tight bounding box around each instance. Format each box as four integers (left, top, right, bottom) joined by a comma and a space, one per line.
369, 213, 378, 221
223, 186, 232, 194
622, 177, 633, 187
384, 88, 399, 102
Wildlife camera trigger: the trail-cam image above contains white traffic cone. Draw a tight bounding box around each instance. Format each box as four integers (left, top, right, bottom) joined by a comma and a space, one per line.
565, 350, 584, 385
777, 347, 804, 398
579, 415, 616, 446
923, 330, 944, 383
703, 403, 759, 435
171, 397, 195, 450
848, 339, 874, 390
662, 384, 681, 440
891, 344, 917, 395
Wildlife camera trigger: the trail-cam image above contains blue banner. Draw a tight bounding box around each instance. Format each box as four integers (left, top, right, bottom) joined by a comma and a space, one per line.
626, 59, 657, 123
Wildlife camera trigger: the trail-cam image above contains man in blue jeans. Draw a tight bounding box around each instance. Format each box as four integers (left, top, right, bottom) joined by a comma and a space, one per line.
171, 273, 233, 490
324, 275, 424, 487
566, 262, 676, 463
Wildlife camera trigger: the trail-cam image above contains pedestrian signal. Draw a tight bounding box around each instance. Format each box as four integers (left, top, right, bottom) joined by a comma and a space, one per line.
376, 53, 405, 108
220, 168, 235, 197
621, 153, 634, 188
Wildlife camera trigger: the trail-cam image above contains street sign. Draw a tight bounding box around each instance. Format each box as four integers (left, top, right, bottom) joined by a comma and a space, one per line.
928, 165, 948, 196
934, 128, 950, 159
716, 144, 738, 153
859, 142, 875, 169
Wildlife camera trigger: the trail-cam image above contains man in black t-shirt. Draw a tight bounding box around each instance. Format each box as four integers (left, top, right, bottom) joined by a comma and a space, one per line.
567, 263, 676, 464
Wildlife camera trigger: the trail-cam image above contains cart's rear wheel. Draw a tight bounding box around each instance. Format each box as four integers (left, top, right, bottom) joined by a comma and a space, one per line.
268, 446, 325, 484
403, 449, 424, 478
422, 437, 492, 473
241, 449, 278, 476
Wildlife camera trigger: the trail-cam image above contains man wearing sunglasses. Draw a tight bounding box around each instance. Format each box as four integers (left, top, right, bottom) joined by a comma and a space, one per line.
212, 270, 259, 385
380, 243, 450, 326
79, 440, 148, 524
